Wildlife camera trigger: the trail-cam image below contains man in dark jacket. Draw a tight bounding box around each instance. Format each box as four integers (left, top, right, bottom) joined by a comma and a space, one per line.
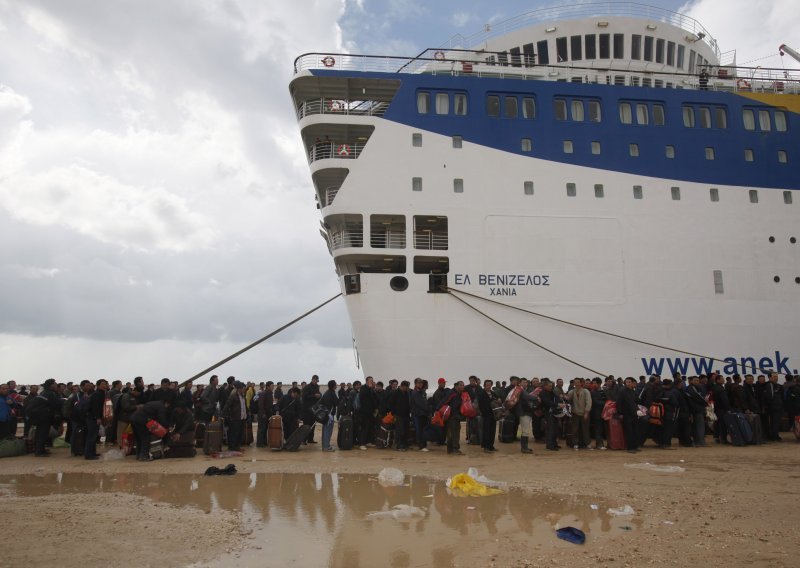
410, 379, 429, 451
589, 378, 607, 449
617, 377, 640, 453
711, 374, 731, 443
130, 400, 170, 461
515, 378, 538, 454
658, 379, 680, 448
319, 380, 338, 451
278, 387, 301, 442
762, 373, 785, 441
25, 378, 62, 457
477, 379, 498, 453
199, 375, 219, 423
222, 382, 247, 451
389, 381, 411, 451
685, 376, 708, 447
539, 380, 562, 451
357, 376, 379, 449
301, 375, 321, 443
84, 379, 109, 460
444, 381, 464, 455
256, 382, 275, 447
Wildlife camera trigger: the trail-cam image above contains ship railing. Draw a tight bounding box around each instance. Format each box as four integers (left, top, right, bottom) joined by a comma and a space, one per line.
414, 232, 449, 251
330, 230, 364, 250
296, 98, 389, 120
309, 141, 365, 164
324, 187, 339, 207
369, 231, 407, 249
440, 2, 720, 61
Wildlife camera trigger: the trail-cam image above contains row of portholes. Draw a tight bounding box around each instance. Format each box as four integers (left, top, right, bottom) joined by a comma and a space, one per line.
773, 276, 800, 283
768, 236, 797, 243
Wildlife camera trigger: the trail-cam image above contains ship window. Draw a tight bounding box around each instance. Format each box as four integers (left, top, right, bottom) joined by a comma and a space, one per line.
521, 138, 532, 152
742, 109, 755, 130
370, 214, 406, 249
749, 189, 759, 203
778, 150, 788, 163
653, 105, 665, 125
523, 43, 535, 66
487, 95, 500, 117
571, 100, 584, 121
435, 93, 449, 115
643, 36, 654, 61
509, 47, 522, 67
655, 38, 665, 63
631, 76, 640, 87
614, 75, 625, 86
744, 148, 753, 162
613, 34, 624, 58
774, 111, 787, 131
591, 141, 601, 154
498, 52, 508, 66
537, 40, 549, 65
784, 191, 793, 204
699, 107, 712, 128
454, 93, 468, 115
570, 35, 582, 60
633, 185, 643, 199
710, 187, 719, 202
453, 178, 464, 193
671, 186, 681, 200
713, 270, 724, 294
566, 182, 577, 197
556, 37, 568, 62
413, 215, 448, 250
412, 177, 422, 192
758, 110, 771, 131
665, 145, 675, 158
505, 97, 518, 118
682, 106, 695, 127
594, 184, 604, 198
417, 92, 430, 114
524, 181, 534, 195
599, 33, 610, 58
619, 102, 632, 124
667, 41, 675, 65
414, 256, 448, 275
631, 34, 641, 60
522, 97, 536, 118
676, 45, 685, 69
452, 136, 462, 149
629, 143, 639, 157
412, 133, 422, 147
705, 147, 715, 160
585, 34, 596, 59
642, 77, 652, 88
688, 50, 696, 73
588, 100, 601, 122
715, 107, 727, 129
554, 99, 567, 120
636, 103, 649, 125
563, 140, 574, 153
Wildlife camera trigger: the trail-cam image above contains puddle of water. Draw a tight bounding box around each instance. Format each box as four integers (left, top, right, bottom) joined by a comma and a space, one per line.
0, 472, 638, 567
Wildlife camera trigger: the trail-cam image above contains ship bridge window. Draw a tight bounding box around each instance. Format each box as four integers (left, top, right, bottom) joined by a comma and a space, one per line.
742, 109, 755, 130
614, 34, 625, 58
775, 111, 787, 131
556, 37, 568, 62
585, 34, 596, 59
631, 34, 642, 60
505, 97, 518, 118
636, 104, 649, 125
682, 106, 695, 127
417, 92, 430, 114
599, 33, 610, 58
654, 104, 665, 125
759, 110, 771, 131
522, 97, 536, 119
435, 93, 449, 115
715, 108, 727, 129
370, 214, 406, 249
509, 47, 522, 67
571, 100, 584, 121
523, 43, 535, 66
537, 40, 549, 65
413, 215, 448, 250
778, 150, 788, 163
571, 35, 582, 60
699, 107, 712, 128
688, 50, 696, 73
667, 41, 675, 66
643, 36, 654, 61
414, 256, 449, 275
554, 99, 568, 120
677, 45, 685, 69
588, 100, 601, 122
655, 38, 665, 64
339, 254, 406, 274
619, 102, 632, 124
454, 93, 468, 115
487, 95, 500, 117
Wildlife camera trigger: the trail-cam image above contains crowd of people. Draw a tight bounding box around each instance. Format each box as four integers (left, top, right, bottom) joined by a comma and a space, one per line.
1, 371, 798, 459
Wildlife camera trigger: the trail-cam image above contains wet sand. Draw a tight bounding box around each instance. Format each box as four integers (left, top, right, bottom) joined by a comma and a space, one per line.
1, 438, 798, 567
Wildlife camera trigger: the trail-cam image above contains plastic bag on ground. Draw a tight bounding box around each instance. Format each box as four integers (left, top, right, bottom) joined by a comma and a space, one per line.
556, 526, 586, 544
367, 504, 426, 520
103, 449, 125, 461
446, 473, 504, 497
465, 467, 507, 489
607, 505, 635, 517
377, 467, 405, 487
624, 462, 685, 473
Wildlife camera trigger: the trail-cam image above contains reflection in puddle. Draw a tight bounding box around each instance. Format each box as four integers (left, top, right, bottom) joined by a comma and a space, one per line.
0, 472, 638, 567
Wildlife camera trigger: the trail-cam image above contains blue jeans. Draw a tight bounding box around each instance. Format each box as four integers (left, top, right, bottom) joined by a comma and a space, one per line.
322, 416, 334, 449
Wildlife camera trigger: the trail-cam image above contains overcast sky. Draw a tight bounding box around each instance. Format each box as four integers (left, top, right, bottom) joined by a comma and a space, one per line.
1, 0, 797, 385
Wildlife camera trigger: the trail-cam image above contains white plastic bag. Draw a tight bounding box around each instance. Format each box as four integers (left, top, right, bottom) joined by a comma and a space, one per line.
377, 467, 405, 487
607, 505, 635, 517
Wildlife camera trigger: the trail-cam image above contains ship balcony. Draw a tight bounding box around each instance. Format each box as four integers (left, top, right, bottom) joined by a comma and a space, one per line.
413, 231, 449, 250
370, 230, 406, 249
309, 141, 366, 163
329, 229, 364, 250
296, 98, 389, 120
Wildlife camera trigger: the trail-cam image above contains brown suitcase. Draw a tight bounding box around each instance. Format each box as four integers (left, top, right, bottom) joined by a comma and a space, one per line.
203, 420, 222, 455
267, 415, 283, 450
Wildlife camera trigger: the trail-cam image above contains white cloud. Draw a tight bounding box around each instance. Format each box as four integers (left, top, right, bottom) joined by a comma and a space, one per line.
450, 12, 474, 28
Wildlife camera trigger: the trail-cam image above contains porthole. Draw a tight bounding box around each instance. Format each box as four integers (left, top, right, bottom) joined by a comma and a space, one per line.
791, 237, 797, 244
768, 236, 775, 243
773, 276, 780, 283
390, 276, 408, 291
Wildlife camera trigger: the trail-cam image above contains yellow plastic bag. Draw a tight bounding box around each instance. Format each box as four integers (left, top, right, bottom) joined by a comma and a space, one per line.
447, 473, 504, 497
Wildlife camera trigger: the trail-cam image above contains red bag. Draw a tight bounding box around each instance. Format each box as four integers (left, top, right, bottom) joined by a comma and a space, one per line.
608, 416, 627, 450
460, 392, 477, 419
431, 405, 451, 427
504, 386, 522, 409
121, 432, 135, 456
648, 402, 664, 425
601, 400, 617, 421
146, 419, 167, 438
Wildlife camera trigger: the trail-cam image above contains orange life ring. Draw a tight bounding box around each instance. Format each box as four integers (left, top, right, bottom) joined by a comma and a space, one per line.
322, 56, 335, 67
337, 144, 350, 156
434, 51, 445, 61
736, 78, 751, 90
328, 100, 343, 112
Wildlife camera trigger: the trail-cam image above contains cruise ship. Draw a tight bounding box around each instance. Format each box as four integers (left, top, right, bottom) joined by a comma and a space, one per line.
289, 2, 800, 381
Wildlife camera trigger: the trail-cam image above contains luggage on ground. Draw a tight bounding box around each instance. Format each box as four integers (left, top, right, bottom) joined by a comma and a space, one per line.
724, 412, 751, 446
165, 443, 196, 458
268, 415, 284, 450
744, 413, 764, 445
194, 422, 206, 449
70, 427, 86, 457
608, 417, 627, 450
284, 424, 312, 451
337, 415, 354, 450
203, 420, 223, 455
467, 416, 482, 445
498, 417, 516, 443
146, 419, 167, 438
374, 425, 394, 449
150, 439, 164, 460
0, 438, 26, 458
243, 421, 254, 446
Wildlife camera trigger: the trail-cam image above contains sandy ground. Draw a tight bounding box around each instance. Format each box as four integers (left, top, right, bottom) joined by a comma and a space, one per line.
1, 435, 798, 568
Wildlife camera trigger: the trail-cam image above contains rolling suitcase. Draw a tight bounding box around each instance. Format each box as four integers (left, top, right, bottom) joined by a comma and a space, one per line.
375, 425, 394, 449
498, 417, 516, 443
284, 424, 312, 452
724, 413, 747, 446
268, 415, 283, 450
733, 412, 753, 444
243, 421, 254, 446
337, 415, 354, 450
70, 427, 86, 456
194, 422, 206, 449
467, 417, 481, 445
203, 420, 223, 455
608, 417, 627, 450
744, 413, 764, 445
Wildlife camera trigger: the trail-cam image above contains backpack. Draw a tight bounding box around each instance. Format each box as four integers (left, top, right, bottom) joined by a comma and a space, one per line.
504, 386, 523, 409
460, 392, 478, 419
648, 402, 665, 425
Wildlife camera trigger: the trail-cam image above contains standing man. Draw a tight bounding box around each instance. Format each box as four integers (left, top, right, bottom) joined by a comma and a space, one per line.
445, 381, 464, 456
256, 381, 275, 447
566, 378, 591, 450
390, 381, 411, 452
711, 374, 731, 444
588, 378, 607, 450
319, 380, 338, 451
85, 379, 109, 460
301, 375, 321, 444
685, 376, 708, 447
515, 378, 537, 454
618, 377, 640, 454
477, 379, 498, 453
357, 376, 379, 450
199, 375, 219, 423
410, 378, 430, 452
222, 381, 247, 451
278, 387, 301, 442
763, 373, 785, 441
539, 380, 561, 451
24, 379, 62, 457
